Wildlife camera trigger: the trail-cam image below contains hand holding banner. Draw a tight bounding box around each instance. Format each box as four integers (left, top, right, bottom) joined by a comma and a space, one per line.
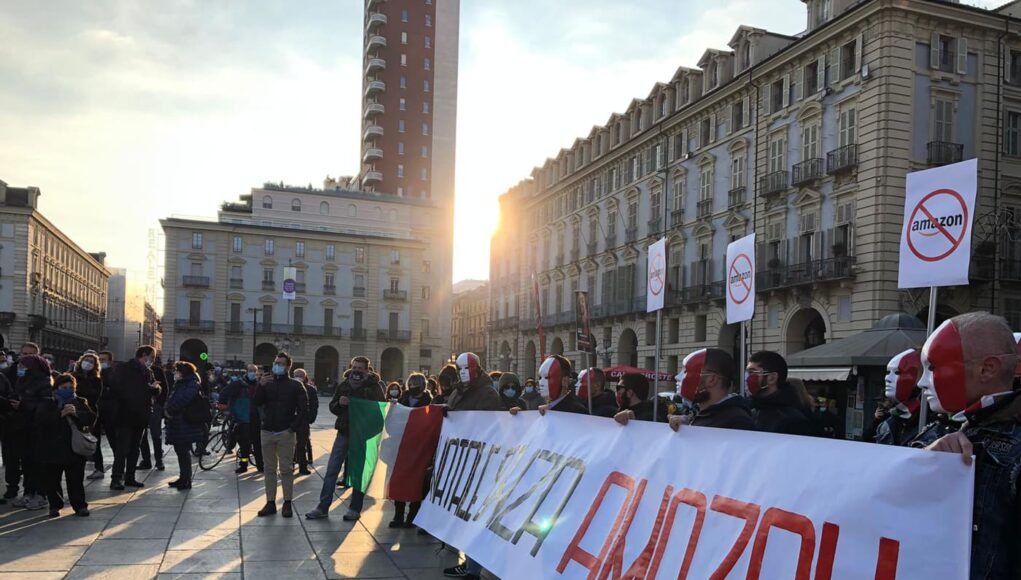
726, 233, 756, 324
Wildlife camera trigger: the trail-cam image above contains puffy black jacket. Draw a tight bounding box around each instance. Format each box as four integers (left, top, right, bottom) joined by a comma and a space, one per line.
328, 372, 385, 434
74, 373, 103, 414
8, 371, 53, 431
750, 386, 817, 436
109, 359, 158, 428
692, 394, 755, 430
253, 376, 308, 433
34, 394, 96, 465
627, 399, 668, 423
305, 383, 319, 423
397, 389, 432, 408
589, 391, 619, 418
549, 392, 590, 415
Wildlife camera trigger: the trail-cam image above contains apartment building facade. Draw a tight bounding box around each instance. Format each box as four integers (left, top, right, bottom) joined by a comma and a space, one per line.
451, 283, 489, 366
162, 183, 446, 383
490, 0, 1021, 402
0, 180, 110, 367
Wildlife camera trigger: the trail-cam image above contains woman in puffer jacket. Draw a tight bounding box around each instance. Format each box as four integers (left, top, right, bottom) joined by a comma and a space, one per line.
164, 362, 206, 491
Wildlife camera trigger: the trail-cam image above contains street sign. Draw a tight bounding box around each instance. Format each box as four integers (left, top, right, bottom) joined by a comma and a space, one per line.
646, 238, 667, 312
898, 159, 977, 288
726, 234, 756, 324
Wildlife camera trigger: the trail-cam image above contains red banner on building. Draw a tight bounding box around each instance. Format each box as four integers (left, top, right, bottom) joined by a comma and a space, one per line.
575, 291, 594, 353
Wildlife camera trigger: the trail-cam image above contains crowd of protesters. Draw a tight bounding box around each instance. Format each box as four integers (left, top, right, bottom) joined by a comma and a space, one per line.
2, 310, 1019, 579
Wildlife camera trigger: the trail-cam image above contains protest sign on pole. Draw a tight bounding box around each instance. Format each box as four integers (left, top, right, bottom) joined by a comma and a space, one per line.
726, 233, 756, 324
898, 158, 977, 289
416, 411, 973, 580
646, 238, 667, 313
416, 412, 971, 580
282, 266, 297, 301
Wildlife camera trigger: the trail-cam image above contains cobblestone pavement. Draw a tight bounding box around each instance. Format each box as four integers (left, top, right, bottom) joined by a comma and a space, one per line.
0, 399, 463, 579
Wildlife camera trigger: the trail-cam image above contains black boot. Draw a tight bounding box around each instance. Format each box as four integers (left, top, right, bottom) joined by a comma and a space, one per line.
257, 502, 276, 517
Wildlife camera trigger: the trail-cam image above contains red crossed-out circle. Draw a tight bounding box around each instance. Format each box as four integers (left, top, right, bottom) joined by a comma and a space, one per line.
649, 253, 666, 296
727, 253, 754, 304
906, 188, 969, 263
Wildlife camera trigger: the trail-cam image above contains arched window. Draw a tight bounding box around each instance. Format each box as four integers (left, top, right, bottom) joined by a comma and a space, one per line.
262, 196, 273, 209
291, 199, 301, 212
319, 201, 329, 215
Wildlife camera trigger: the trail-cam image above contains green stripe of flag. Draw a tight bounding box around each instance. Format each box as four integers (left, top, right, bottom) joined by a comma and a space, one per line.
345, 398, 388, 493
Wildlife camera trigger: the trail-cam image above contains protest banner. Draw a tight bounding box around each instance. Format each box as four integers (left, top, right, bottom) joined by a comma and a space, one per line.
415, 411, 973, 579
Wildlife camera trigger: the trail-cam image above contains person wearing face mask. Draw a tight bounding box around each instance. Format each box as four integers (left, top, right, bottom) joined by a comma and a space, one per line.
436, 364, 460, 405
497, 373, 527, 411
874, 349, 925, 446
218, 364, 263, 473
305, 356, 383, 521
919, 312, 1021, 579
667, 349, 754, 432
73, 354, 106, 479
386, 381, 403, 402
576, 368, 617, 418
138, 353, 168, 472
391, 372, 433, 528
292, 368, 318, 476
613, 372, 669, 425
520, 377, 544, 410
427, 376, 444, 405
107, 345, 161, 490
252, 352, 308, 518
34, 373, 95, 517
163, 362, 206, 491
745, 351, 817, 436
6, 354, 53, 510
512, 356, 588, 416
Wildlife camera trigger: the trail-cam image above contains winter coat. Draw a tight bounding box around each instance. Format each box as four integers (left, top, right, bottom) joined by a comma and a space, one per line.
626, 398, 668, 423
254, 375, 309, 433
109, 359, 158, 428
691, 394, 755, 430
97, 370, 119, 431
74, 373, 103, 416
549, 392, 590, 415
328, 372, 385, 435
219, 377, 255, 423
750, 385, 817, 436
907, 415, 960, 448
875, 410, 921, 446
164, 377, 207, 446
446, 374, 504, 412
397, 390, 433, 408
589, 391, 619, 418
33, 394, 95, 465
0, 372, 14, 423
8, 371, 53, 431
304, 383, 319, 423
151, 365, 169, 406
520, 390, 546, 411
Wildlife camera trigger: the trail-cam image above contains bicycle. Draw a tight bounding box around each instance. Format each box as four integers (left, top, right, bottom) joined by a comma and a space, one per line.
199, 410, 235, 471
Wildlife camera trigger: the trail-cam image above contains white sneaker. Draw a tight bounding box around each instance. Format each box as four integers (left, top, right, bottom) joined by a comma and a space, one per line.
10, 495, 28, 508
25, 495, 48, 510
87, 469, 105, 480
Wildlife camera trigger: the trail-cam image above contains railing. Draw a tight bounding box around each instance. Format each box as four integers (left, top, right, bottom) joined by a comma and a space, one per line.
361, 171, 383, 185
366, 12, 387, 30
492, 317, 519, 330
229, 278, 244, 289
351, 328, 367, 340
758, 170, 788, 196
758, 257, 856, 290
353, 286, 366, 297
323, 285, 336, 295
927, 141, 963, 166
648, 218, 662, 234
377, 329, 412, 342
625, 227, 638, 243
697, 199, 712, 218
670, 209, 685, 227
226, 322, 244, 334
728, 186, 746, 209
365, 80, 385, 97
182, 276, 210, 288
827, 144, 858, 174
383, 290, 408, 301
175, 319, 215, 332
262, 280, 275, 291
679, 282, 724, 304
366, 35, 386, 51
792, 158, 824, 186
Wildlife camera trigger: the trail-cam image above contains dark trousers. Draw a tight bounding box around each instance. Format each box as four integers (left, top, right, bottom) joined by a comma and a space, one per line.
293, 425, 312, 469
2, 430, 22, 495
138, 404, 164, 466
249, 419, 263, 468
91, 432, 105, 471
173, 443, 193, 484
112, 426, 144, 482
235, 422, 252, 463
4, 429, 38, 495
393, 501, 421, 523
43, 459, 86, 511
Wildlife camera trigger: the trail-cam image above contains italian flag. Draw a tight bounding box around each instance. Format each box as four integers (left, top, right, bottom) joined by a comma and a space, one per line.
345, 399, 445, 501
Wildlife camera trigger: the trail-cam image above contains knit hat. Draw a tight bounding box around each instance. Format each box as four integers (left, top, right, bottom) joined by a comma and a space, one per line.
498, 372, 521, 388
18, 354, 50, 374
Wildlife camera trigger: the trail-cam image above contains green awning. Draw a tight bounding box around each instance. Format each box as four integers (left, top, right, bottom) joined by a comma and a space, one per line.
785, 313, 927, 368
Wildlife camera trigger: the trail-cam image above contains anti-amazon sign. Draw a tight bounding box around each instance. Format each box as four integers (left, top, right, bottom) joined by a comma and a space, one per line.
898, 158, 977, 289
415, 411, 972, 579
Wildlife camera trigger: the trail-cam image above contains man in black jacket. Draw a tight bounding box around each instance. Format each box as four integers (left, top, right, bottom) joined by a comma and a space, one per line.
668, 349, 755, 432
746, 351, 816, 436
613, 372, 668, 425
137, 357, 168, 471
292, 368, 317, 475
305, 356, 383, 521
577, 367, 617, 417
253, 352, 308, 518
108, 346, 160, 490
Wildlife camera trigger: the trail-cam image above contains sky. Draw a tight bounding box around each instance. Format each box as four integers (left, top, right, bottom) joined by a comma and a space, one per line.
0, 0, 1002, 291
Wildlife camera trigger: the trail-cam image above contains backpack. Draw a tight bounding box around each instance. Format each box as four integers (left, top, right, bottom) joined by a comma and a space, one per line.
183, 391, 212, 424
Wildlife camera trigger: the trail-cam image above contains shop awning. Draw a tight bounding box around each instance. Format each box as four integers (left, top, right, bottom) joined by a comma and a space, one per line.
785, 313, 928, 368
788, 367, 851, 382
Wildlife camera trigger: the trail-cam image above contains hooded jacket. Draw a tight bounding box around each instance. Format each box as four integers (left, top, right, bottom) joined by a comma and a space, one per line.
750, 384, 817, 436
446, 373, 503, 412
691, 394, 755, 430
328, 371, 385, 434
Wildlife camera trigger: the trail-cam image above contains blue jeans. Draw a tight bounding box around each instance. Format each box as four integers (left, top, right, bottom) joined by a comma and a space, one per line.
465, 557, 481, 575
318, 432, 364, 514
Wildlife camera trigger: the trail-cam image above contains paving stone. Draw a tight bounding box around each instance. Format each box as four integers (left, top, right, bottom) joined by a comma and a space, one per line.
241, 527, 316, 562
159, 549, 242, 574
0, 545, 88, 572
157, 574, 240, 580
102, 508, 179, 539
19, 518, 108, 546
79, 539, 169, 565
241, 560, 327, 580
321, 549, 402, 580
168, 527, 240, 551
65, 564, 162, 580
174, 512, 239, 530
308, 530, 382, 555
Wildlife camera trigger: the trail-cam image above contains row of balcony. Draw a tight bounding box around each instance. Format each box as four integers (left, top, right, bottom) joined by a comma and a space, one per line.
178, 319, 417, 343
206, 278, 403, 299
758, 144, 860, 196
757, 256, 856, 291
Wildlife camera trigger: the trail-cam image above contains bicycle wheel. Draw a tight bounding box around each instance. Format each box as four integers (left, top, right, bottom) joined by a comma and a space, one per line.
199, 431, 230, 471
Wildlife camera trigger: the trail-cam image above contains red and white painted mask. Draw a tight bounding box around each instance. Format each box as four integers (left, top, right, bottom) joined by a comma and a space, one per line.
675, 349, 707, 402
539, 356, 567, 401
885, 349, 921, 403
919, 320, 968, 414
456, 352, 481, 385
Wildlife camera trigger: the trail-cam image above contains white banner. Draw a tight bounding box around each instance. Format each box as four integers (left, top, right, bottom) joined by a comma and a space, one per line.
282, 266, 297, 301
417, 411, 973, 580
898, 158, 977, 288
646, 238, 667, 313
726, 233, 756, 324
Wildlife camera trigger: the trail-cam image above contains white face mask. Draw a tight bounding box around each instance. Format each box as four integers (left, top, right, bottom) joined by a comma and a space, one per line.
459, 368, 471, 384
538, 378, 550, 399
81, 361, 95, 372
